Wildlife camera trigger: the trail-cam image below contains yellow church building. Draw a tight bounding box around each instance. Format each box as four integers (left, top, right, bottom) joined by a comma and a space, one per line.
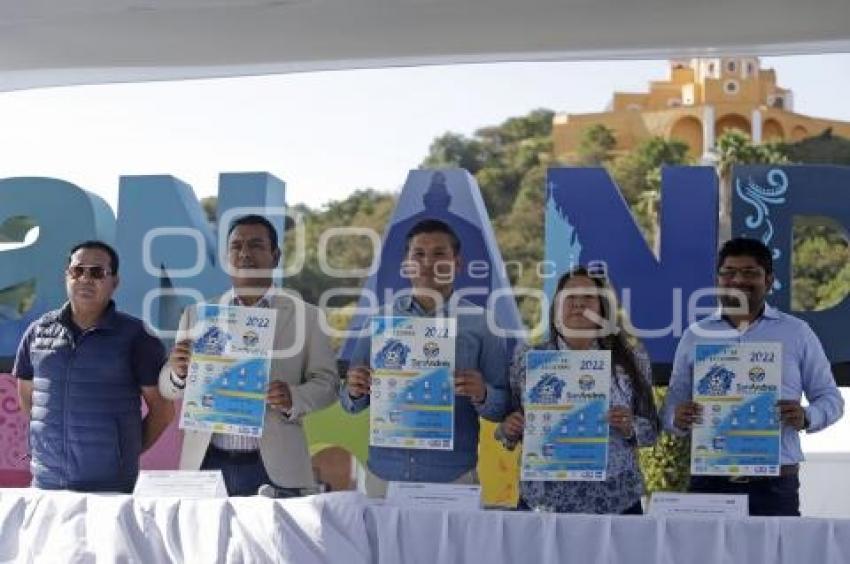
553, 57, 850, 161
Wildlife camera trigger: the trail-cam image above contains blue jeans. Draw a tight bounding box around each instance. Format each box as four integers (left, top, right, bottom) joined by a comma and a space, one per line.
688, 474, 800, 516
201, 445, 300, 498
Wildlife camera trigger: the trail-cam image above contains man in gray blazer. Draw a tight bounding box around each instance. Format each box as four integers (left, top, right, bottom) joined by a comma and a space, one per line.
159, 214, 339, 496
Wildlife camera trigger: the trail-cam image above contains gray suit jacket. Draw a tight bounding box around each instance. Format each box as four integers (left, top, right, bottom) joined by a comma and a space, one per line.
159, 291, 339, 488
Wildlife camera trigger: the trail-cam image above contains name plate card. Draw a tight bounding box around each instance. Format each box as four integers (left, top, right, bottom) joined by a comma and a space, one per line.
385, 482, 482, 511
649, 492, 748, 517
133, 470, 228, 499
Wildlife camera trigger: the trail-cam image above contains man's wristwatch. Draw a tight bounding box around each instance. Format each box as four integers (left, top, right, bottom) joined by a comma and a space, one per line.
170, 370, 186, 390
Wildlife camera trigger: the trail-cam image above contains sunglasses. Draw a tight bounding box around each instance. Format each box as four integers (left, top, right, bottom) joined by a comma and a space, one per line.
66, 265, 112, 280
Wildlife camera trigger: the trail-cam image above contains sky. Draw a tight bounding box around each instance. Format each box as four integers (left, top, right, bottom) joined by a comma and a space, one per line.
0, 53, 849, 214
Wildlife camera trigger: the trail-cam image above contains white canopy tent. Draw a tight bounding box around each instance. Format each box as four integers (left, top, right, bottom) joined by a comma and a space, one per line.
1, 0, 849, 91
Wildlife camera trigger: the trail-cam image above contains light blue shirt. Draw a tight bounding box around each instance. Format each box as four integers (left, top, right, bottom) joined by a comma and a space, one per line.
339, 295, 510, 482
661, 304, 844, 464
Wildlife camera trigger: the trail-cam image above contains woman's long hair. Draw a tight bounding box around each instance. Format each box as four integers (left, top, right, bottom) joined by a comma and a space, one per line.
548, 267, 658, 427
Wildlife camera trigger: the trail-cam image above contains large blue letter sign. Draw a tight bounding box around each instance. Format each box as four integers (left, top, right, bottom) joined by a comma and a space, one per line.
733, 165, 850, 365
3, 165, 849, 387
0, 178, 115, 356
0, 173, 286, 362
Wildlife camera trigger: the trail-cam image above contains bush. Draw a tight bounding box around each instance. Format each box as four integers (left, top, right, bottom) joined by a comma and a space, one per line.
638, 387, 691, 493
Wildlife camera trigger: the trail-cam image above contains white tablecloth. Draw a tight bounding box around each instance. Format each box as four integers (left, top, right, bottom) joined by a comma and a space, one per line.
363, 505, 850, 564
2, 489, 850, 563
0, 490, 370, 564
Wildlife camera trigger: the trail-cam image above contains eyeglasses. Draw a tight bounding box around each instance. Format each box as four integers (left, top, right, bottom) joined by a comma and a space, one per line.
66, 265, 112, 280
228, 240, 272, 254
717, 268, 764, 280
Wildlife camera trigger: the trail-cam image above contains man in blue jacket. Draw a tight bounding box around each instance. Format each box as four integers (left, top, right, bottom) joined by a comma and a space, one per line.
340, 219, 509, 497
13, 241, 174, 492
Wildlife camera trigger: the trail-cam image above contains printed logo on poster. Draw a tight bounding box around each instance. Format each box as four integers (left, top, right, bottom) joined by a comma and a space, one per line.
423, 341, 440, 358
195, 325, 230, 355
374, 339, 411, 369
242, 330, 259, 347
697, 365, 736, 396
528, 373, 565, 404
748, 366, 766, 383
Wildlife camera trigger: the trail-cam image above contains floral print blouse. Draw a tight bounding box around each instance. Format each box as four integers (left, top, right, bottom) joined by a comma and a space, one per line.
498, 338, 658, 514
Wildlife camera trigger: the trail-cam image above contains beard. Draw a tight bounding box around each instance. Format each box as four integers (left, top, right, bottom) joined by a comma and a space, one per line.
719, 286, 761, 313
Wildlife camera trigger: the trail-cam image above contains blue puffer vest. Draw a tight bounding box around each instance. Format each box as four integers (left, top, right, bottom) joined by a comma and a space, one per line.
27, 302, 144, 492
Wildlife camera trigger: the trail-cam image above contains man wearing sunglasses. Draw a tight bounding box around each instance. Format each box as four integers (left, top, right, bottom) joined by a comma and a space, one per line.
12, 241, 175, 493
662, 238, 844, 515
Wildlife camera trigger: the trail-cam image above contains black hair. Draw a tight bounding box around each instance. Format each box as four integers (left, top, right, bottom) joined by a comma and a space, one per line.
405, 219, 460, 254
227, 214, 280, 250
68, 240, 119, 275
549, 267, 658, 426
717, 237, 773, 275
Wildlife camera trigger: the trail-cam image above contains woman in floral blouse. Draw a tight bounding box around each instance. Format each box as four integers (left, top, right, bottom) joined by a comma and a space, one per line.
497, 266, 659, 514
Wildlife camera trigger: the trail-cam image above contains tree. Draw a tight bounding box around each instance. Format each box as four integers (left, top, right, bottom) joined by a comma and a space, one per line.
0, 216, 38, 317
474, 166, 522, 218
282, 189, 396, 305
781, 128, 850, 165
639, 388, 691, 493
200, 196, 218, 225
418, 111, 556, 325
791, 221, 850, 311
494, 109, 555, 143
576, 124, 616, 166
494, 162, 550, 335
421, 132, 489, 174
714, 129, 788, 241
611, 137, 690, 203
609, 136, 690, 249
